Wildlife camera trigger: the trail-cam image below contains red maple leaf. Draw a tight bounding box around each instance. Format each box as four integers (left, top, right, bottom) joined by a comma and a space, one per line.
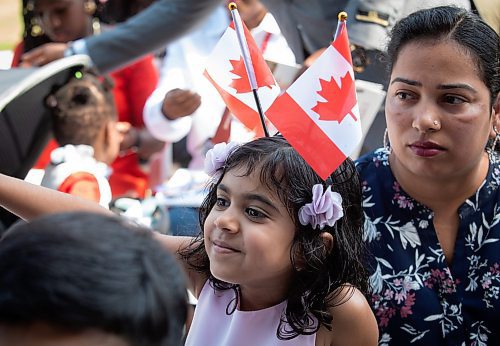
229, 57, 252, 93
229, 57, 275, 94
311, 71, 357, 123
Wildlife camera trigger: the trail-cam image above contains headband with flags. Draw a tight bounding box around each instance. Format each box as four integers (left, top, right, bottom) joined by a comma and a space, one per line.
266, 13, 362, 180
203, 3, 279, 138
204, 10, 362, 180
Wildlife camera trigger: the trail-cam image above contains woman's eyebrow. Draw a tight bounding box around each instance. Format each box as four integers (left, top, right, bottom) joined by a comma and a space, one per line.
391, 78, 478, 94
390, 77, 422, 86
437, 83, 477, 93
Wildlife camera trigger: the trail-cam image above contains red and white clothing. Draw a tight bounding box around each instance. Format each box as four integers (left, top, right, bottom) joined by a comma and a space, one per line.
41, 145, 112, 208
252, 12, 297, 66
12, 42, 158, 198
144, 8, 295, 174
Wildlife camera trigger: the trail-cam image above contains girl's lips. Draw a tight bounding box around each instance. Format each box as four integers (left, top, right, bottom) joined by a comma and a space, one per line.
409, 141, 445, 157
212, 240, 240, 253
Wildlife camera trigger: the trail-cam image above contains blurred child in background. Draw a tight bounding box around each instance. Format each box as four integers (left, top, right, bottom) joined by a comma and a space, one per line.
41, 73, 120, 207
13, 0, 162, 198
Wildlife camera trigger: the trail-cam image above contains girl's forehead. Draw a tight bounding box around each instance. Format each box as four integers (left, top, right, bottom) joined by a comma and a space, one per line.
221, 166, 281, 198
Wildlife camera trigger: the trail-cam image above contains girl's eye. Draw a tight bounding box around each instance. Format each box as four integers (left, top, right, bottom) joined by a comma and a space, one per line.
245, 208, 266, 219
442, 95, 467, 105
215, 197, 229, 208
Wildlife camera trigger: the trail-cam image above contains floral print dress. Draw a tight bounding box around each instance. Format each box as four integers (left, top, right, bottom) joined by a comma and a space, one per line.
356, 149, 499, 345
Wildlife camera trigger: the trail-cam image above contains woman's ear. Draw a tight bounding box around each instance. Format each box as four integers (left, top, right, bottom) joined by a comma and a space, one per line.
320, 232, 334, 253
491, 93, 500, 138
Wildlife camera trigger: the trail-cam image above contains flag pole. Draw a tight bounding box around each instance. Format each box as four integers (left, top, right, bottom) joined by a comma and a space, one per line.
228, 2, 269, 137
333, 12, 348, 41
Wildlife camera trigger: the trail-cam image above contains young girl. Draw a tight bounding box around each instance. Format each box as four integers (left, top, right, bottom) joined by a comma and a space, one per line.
0, 136, 378, 345
40, 72, 120, 208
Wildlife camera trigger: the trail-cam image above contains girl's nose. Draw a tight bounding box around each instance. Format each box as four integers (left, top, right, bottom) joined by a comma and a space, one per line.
42, 12, 61, 31
214, 209, 239, 233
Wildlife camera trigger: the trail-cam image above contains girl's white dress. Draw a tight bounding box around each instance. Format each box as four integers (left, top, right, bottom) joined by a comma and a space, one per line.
186, 281, 316, 345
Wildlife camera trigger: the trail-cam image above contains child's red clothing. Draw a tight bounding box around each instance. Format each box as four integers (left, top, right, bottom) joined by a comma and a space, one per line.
12, 42, 158, 198
40, 144, 112, 208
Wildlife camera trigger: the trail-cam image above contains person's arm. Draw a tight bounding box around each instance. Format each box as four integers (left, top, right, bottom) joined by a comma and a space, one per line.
86, 0, 221, 73
0, 173, 110, 221
21, 0, 221, 73
119, 55, 165, 159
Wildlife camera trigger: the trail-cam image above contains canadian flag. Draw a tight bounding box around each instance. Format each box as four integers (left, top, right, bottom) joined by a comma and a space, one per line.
204, 21, 280, 137
266, 22, 362, 179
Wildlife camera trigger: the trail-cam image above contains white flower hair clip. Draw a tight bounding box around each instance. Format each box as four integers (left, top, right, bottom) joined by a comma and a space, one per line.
298, 184, 344, 230
204, 142, 239, 179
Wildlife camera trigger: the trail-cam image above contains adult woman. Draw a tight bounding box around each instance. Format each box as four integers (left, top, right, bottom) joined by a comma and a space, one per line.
356, 6, 499, 345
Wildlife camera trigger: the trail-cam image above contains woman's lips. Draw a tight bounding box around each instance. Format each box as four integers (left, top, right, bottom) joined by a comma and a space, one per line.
409, 141, 445, 157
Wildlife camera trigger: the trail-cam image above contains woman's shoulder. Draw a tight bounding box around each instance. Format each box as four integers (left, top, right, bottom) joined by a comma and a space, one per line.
355, 148, 390, 171
316, 287, 378, 346
355, 148, 394, 193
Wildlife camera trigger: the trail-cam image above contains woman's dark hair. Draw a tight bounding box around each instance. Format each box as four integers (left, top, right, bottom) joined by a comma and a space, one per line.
180, 136, 367, 340
0, 212, 187, 346
386, 6, 499, 105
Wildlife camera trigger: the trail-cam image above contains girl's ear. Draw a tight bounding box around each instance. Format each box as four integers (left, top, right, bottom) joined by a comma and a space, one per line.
293, 232, 334, 272
104, 120, 122, 147
104, 121, 113, 146
320, 232, 334, 253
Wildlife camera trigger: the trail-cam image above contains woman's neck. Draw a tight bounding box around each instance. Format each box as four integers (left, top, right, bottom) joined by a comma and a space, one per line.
389, 152, 490, 212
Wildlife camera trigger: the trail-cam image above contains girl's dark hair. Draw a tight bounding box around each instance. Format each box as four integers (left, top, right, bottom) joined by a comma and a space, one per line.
386, 6, 499, 105
180, 136, 367, 340
97, 0, 156, 24
46, 71, 116, 146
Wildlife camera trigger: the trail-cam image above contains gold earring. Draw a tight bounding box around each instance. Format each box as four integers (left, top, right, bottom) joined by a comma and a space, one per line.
383, 128, 391, 153
490, 126, 499, 155
487, 125, 499, 161
84, 1, 97, 15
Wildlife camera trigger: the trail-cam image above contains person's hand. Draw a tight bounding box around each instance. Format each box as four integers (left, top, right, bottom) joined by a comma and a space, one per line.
161, 88, 201, 120
116, 122, 136, 151
350, 44, 370, 73
20, 43, 68, 67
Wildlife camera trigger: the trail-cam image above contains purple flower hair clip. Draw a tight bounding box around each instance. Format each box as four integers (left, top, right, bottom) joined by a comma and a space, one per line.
204, 141, 239, 180
298, 184, 344, 230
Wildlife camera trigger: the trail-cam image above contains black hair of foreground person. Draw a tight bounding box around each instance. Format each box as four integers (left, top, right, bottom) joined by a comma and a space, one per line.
0, 212, 187, 346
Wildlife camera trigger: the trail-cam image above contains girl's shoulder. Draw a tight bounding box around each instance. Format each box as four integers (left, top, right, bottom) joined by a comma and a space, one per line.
315, 287, 378, 346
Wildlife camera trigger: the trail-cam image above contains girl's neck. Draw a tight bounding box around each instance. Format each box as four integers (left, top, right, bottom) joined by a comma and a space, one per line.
238, 278, 290, 311
78, 16, 99, 40
389, 152, 490, 212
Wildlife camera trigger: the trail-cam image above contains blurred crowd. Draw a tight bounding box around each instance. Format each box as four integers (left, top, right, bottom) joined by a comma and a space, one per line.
0, 1, 498, 346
